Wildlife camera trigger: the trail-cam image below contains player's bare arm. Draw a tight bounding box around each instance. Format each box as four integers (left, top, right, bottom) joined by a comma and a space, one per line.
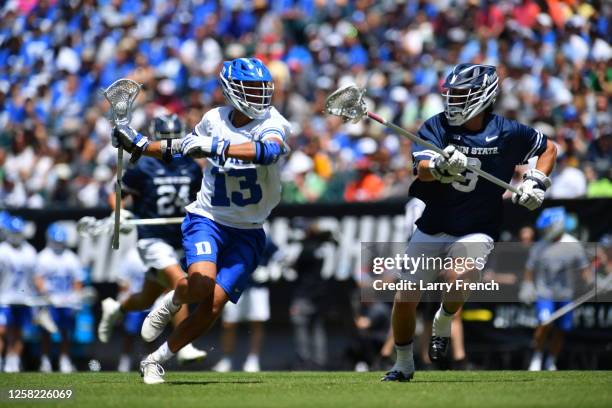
535, 139, 557, 175
112, 127, 285, 165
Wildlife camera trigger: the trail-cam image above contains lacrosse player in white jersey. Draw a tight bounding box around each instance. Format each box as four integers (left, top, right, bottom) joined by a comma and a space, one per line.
0, 216, 37, 372
112, 57, 291, 383
34, 224, 85, 373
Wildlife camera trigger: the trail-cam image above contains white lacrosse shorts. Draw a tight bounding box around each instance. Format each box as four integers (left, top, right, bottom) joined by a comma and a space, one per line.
137, 238, 183, 282
399, 228, 494, 285
222, 287, 270, 323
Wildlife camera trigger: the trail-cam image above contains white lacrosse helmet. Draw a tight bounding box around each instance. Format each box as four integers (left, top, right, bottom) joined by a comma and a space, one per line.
442, 63, 499, 126
219, 58, 274, 120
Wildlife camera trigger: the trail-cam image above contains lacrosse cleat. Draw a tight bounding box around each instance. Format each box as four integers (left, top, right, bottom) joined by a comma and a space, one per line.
428, 336, 450, 362
140, 358, 165, 385
98, 298, 123, 343
40, 355, 53, 373
381, 370, 414, 382
59, 354, 75, 373
212, 357, 232, 373
141, 291, 180, 342
177, 343, 207, 365
243, 354, 260, 372
118, 355, 131, 372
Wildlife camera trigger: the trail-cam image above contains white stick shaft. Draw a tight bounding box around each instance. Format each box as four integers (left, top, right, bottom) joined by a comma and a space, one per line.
366, 112, 520, 194
125, 217, 185, 226
112, 147, 123, 249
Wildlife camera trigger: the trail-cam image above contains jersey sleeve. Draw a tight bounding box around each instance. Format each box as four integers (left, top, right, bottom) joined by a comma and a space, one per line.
259, 110, 292, 146
69, 253, 86, 284
573, 244, 590, 271
122, 164, 146, 195
513, 122, 547, 165
193, 110, 216, 138
411, 116, 446, 173
34, 251, 48, 278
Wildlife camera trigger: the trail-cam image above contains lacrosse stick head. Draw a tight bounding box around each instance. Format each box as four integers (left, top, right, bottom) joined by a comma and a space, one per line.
103, 79, 141, 125
325, 84, 368, 123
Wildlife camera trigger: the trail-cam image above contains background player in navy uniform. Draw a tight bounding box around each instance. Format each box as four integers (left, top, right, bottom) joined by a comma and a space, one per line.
97, 114, 206, 364
382, 63, 557, 382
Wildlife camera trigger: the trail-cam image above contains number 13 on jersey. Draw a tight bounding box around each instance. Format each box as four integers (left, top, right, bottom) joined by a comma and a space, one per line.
211, 167, 263, 207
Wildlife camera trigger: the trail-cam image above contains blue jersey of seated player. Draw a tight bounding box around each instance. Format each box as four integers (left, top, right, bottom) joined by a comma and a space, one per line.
410, 112, 547, 239
122, 156, 202, 248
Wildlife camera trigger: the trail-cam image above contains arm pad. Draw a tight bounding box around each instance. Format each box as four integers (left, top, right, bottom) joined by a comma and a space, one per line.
253, 139, 286, 165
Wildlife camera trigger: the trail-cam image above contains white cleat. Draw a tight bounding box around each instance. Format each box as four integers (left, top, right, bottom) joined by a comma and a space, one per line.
59, 355, 75, 373
98, 298, 123, 343
140, 358, 165, 385
243, 355, 260, 372
141, 291, 180, 342
528, 357, 542, 371
40, 355, 53, 373
177, 343, 207, 365
3, 355, 20, 373
212, 357, 232, 373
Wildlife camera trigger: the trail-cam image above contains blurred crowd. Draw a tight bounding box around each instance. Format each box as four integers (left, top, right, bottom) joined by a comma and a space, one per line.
0, 0, 610, 208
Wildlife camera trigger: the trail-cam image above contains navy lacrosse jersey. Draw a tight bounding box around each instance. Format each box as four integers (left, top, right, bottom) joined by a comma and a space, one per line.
409, 112, 547, 239
122, 157, 202, 248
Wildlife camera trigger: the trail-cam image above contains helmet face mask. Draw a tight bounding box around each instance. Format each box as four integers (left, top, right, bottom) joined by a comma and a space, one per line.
150, 114, 183, 140
220, 58, 274, 120
442, 63, 499, 126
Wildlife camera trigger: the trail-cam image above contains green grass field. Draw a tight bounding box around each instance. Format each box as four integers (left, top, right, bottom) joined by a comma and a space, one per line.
1, 371, 611, 408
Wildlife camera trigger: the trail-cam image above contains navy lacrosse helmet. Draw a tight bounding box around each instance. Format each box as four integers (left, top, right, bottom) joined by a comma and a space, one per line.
219, 58, 274, 120
149, 114, 183, 140
442, 63, 499, 126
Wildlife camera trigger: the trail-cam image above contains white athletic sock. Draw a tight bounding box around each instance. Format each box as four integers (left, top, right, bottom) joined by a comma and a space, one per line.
391, 342, 414, 375
544, 355, 556, 368
432, 305, 454, 337
149, 342, 175, 364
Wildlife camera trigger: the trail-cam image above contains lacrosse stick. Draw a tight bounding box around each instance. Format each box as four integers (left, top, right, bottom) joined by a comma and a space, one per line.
103, 79, 142, 250
325, 85, 520, 194
542, 273, 612, 326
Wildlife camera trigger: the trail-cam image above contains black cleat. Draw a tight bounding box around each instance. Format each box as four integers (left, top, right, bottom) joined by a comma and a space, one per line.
428, 336, 450, 362
381, 370, 414, 382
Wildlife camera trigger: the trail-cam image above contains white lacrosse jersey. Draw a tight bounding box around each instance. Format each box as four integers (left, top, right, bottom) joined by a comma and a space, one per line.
118, 248, 146, 295
185, 106, 291, 229
35, 247, 85, 303
0, 241, 37, 305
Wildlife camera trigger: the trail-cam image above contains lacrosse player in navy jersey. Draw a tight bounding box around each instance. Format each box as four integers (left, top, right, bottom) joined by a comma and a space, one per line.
97, 114, 207, 364
111, 57, 290, 384
382, 63, 557, 382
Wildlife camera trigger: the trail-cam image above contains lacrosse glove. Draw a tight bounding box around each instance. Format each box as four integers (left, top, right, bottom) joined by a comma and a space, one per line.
113, 125, 150, 163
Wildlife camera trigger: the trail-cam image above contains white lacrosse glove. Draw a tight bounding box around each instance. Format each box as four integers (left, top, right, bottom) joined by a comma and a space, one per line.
512, 169, 551, 211
112, 125, 150, 162
429, 145, 468, 183
117, 209, 135, 234
180, 133, 231, 164
518, 281, 537, 304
